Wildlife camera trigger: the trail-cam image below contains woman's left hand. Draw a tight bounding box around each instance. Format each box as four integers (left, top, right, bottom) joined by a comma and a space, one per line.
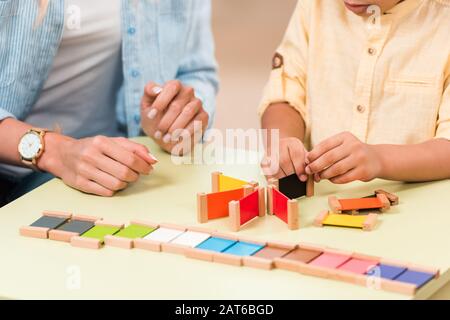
140, 80, 209, 155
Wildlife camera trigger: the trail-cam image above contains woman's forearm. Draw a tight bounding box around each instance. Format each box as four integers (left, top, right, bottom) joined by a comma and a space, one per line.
375, 139, 450, 182
0, 118, 33, 166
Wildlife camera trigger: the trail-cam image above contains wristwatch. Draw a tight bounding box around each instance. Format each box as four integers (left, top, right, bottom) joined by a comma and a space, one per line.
18, 128, 50, 171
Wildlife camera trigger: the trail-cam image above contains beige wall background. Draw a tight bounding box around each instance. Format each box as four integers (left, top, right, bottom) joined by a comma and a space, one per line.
211, 0, 297, 131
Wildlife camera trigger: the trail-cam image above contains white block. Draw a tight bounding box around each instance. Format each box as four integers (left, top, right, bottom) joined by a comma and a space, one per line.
143, 227, 184, 243
170, 231, 211, 248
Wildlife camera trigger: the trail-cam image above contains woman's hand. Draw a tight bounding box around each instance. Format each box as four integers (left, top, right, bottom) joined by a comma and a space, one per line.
306, 131, 382, 184
140, 80, 209, 155
39, 134, 158, 196
261, 137, 309, 181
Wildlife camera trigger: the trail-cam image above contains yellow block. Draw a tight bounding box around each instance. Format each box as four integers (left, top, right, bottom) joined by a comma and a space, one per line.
322, 214, 365, 229
218, 175, 249, 192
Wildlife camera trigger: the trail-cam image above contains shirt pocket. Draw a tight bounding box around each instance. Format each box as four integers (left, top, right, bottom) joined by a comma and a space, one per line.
0, 0, 20, 87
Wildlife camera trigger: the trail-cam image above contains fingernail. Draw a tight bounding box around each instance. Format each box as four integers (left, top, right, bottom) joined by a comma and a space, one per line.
148, 153, 159, 163
300, 174, 307, 182
305, 166, 311, 175
148, 108, 158, 120
154, 131, 162, 140
152, 86, 162, 95
163, 133, 171, 144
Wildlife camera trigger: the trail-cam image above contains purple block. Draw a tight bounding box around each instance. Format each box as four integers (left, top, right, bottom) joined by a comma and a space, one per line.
366, 264, 406, 280
394, 270, 435, 288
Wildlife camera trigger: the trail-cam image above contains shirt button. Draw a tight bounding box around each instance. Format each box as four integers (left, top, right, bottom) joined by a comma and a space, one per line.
357, 105, 366, 113
134, 114, 140, 124
368, 47, 377, 55
131, 70, 140, 78
127, 27, 136, 35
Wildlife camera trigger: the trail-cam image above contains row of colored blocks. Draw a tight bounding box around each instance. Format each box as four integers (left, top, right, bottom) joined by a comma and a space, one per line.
19, 211, 439, 296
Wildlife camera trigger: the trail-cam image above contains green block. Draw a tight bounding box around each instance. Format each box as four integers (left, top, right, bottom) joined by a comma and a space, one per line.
114, 224, 156, 239
81, 225, 121, 243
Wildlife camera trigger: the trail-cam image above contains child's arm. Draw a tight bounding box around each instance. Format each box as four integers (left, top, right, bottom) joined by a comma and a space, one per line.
259, 1, 310, 180
305, 132, 450, 183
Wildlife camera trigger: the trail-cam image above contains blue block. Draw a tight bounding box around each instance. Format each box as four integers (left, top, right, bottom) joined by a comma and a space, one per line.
366, 264, 407, 280
223, 242, 265, 257
394, 270, 435, 288
195, 237, 236, 252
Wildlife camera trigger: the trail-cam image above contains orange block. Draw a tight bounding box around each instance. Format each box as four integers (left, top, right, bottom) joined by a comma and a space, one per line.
339, 198, 382, 211
207, 188, 245, 220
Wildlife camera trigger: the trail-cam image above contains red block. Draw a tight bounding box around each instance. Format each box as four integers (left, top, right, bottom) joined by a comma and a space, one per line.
239, 190, 259, 225
273, 188, 289, 223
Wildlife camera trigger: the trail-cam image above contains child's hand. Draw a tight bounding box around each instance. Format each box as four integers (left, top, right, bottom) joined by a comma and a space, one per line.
261, 137, 308, 181
305, 132, 382, 184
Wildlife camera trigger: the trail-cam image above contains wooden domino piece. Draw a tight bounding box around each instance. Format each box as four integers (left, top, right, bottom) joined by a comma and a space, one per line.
184, 247, 214, 262
328, 194, 390, 214
374, 189, 399, 206
314, 210, 378, 231
267, 186, 300, 230
48, 214, 101, 242
228, 187, 265, 232
211, 171, 251, 193
268, 174, 314, 200
19, 211, 72, 239
70, 221, 123, 249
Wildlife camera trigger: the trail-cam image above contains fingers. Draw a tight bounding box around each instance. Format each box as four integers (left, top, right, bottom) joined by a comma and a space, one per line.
329, 168, 360, 184
307, 133, 345, 164
306, 143, 350, 175
84, 163, 128, 191
166, 113, 208, 156
68, 176, 115, 197
94, 154, 140, 183
317, 155, 353, 180
141, 82, 163, 112
112, 137, 158, 165
168, 99, 202, 141
287, 141, 308, 181
156, 87, 196, 143
146, 80, 182, 123
93, 136, 152, 175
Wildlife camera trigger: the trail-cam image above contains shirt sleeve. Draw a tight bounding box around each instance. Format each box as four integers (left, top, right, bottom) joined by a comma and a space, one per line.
0, 108, 16, 121
258, 0, 310, 127
435, 62, 450, 140
175, 0, 219, 130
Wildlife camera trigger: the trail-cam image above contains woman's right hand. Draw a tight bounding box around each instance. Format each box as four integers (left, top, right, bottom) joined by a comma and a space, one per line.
38, 134, 158, 196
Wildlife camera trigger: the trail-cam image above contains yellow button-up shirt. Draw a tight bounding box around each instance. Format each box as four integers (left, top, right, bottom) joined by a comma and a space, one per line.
259, 0, 450, 147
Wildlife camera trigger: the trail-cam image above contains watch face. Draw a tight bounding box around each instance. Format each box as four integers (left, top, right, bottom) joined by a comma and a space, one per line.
18, 133, 42, 160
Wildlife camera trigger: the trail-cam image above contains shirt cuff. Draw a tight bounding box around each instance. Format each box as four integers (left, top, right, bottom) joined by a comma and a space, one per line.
0, 108, 16, 121
258, 68, 309, 129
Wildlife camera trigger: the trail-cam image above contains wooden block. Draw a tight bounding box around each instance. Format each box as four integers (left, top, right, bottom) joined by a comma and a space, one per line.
236, 236, 266, 247
42, 210, 72, 219
331, 269, 368, 286
380, 258, 439, 278
71, 214, 101, 222
211, 231, 239, 241
328, 196, 342, 213
258, 187, 265, 217
48, 229, 79, 242
287, 199, 299, 230
297, 242, 327, 252
267, 185, 274, 215
70, 236, 101, 249
242, 256, 274, 270
268, 178, 278, 189
129, 220, 159, 229
321, 213, 367, 229
171, 230, 211, 248
306, 175, 314, 197
313, 210, 329, 227
211, 171, 221, 193
379, 278, 417, 296
161, 242, 188, 255
375, 189, 399, 206
267, 241, 297, 251
187, 226, 216, 234
197, 192, 208, 223
158, 223, 186, 232
143, 227, 184, 243
297, 262, 334, 279
243, 185, 254, 197
185, 247, 214, 262
213, 252, 243, 266
229, 200, 241, 232
362, 213, 378, 231
19, 226, 49, 239
377, 193, 391, 212
104, 235, 133, 249
133, 238, 161, 252
274, 257, 303, 272
218, 173, 249, 192
94, 220, 124, 228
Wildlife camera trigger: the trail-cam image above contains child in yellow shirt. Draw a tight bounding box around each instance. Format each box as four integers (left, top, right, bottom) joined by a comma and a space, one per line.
260, 0, 450, 183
